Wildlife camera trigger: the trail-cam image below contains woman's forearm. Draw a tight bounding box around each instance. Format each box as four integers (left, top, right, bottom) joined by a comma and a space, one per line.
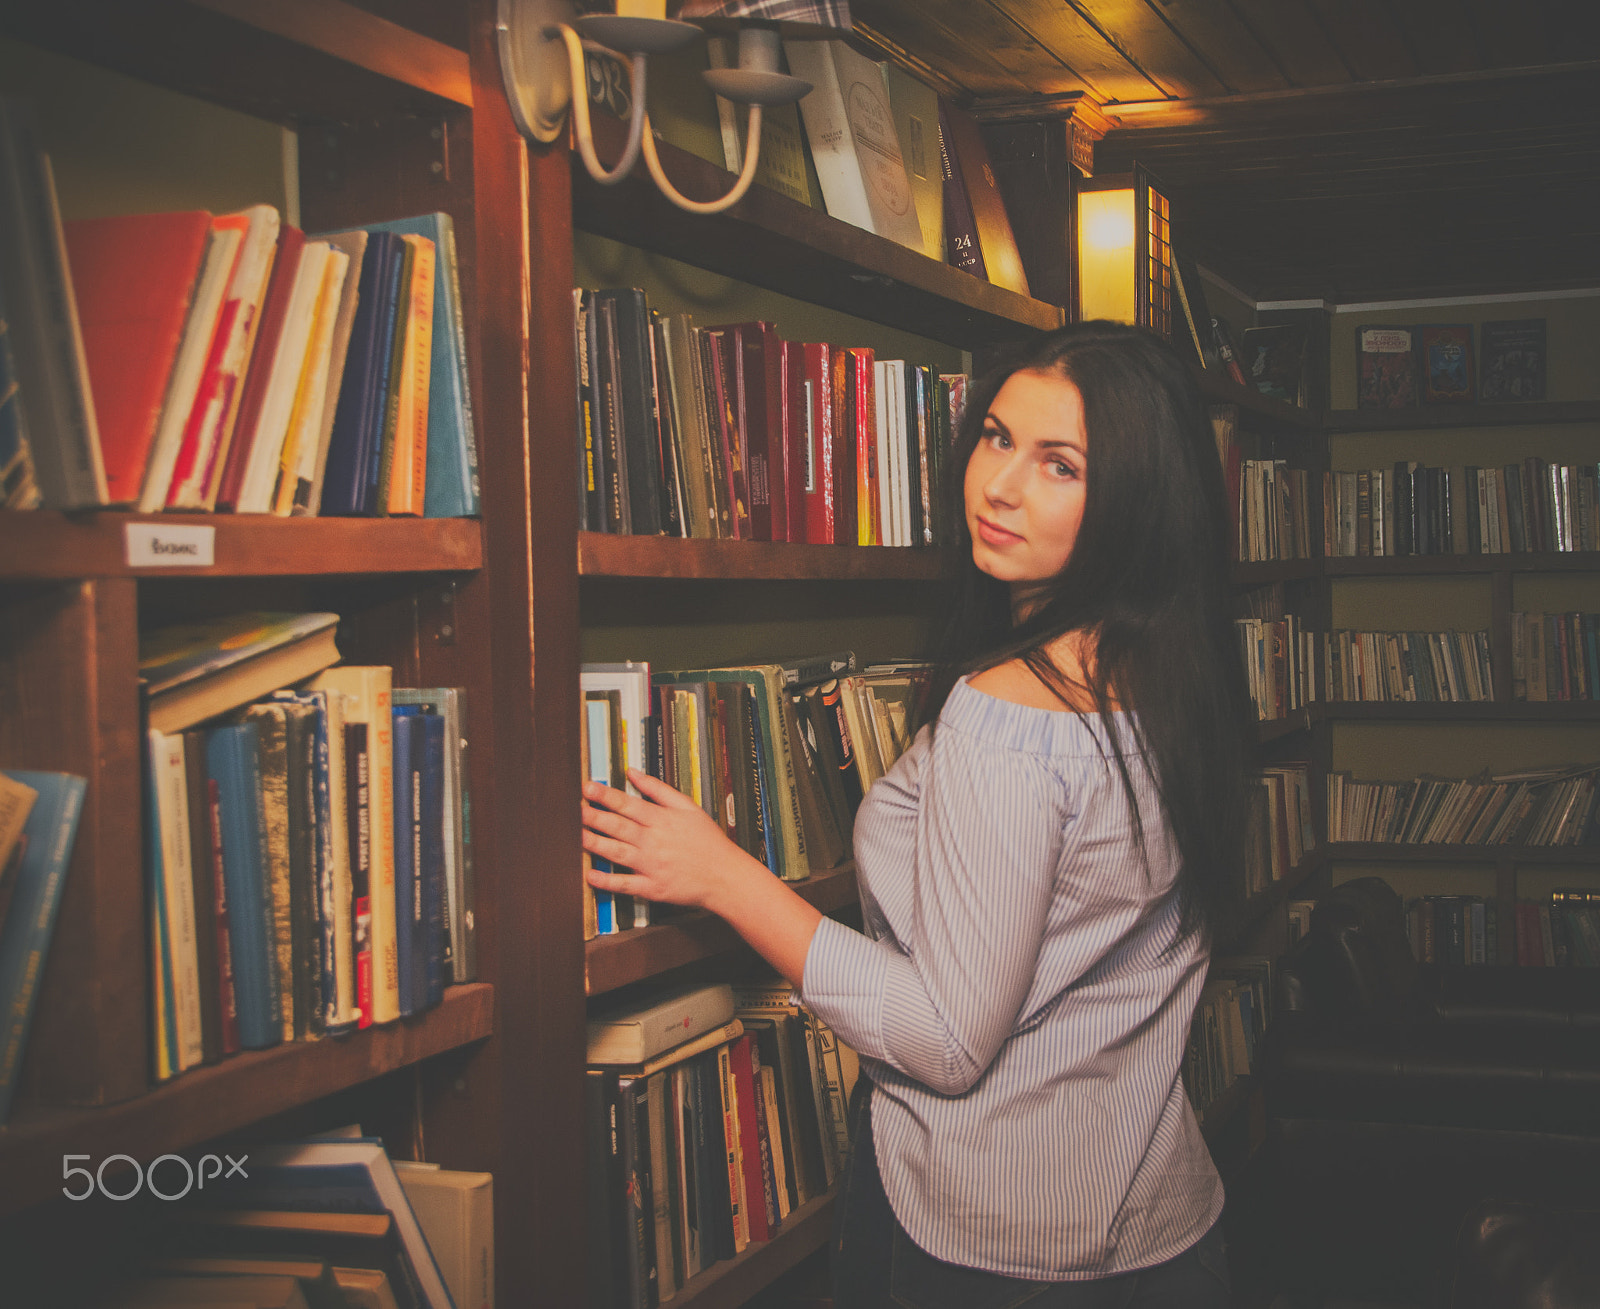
705, 847, 825, 988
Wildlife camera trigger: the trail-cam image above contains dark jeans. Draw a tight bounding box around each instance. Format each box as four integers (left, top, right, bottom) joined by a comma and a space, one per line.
832, 1080, 1232, 1309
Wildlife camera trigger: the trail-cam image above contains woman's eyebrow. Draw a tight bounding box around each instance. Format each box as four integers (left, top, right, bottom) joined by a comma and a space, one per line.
1037, 438, 1085, 454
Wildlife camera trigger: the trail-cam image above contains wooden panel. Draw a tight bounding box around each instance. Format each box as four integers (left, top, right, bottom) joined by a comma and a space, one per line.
1223, 0, 1359, 86
579, 534, 952, 581
1320, 702, 1600, 721
0, 984, 493, 1219
0, 581, 146, 1110
670, 1193, 835, 1309
1324, 552, 1600, 576
1301, 0, 1422, 81
981, 119, 1076, 312
851, 0, 1054, 98
0, 0, 467, 126
575, 117, 1062, 346
0, 513, 483, 580
993, 0, 1177, 101
1328, 843, 1600, 863
1325, 401, 1600, 431
587, 865, 859, 996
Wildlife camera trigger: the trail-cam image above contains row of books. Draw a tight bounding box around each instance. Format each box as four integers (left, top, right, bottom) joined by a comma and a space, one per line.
0, 770, 86, 1126
138, 611, 475, 1074
580, 655, 926, 938
1512, 611, 1599, 701
1324, 461, 1599, 558
573, 288, 968, 548
1356, 320, 1546, 409
1406, 892, 1600, 969
91, 1130, 487, 1309
586, 981, 856, 1308
0, 101, 478, 515
1326, 762, 1600, 848
1235, 608, 1315, 722
1185, 956, 1274, 1117
1236, 458, 1315, 564
1323, 628, 1494, 704
1245, 763, 1316, 897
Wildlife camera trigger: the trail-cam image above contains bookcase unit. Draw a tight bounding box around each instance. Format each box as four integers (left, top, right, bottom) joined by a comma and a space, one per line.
1321, 395, 1600, 919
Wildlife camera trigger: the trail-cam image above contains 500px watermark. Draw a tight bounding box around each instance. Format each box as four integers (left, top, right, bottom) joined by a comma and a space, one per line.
62, 1152, 248, 1201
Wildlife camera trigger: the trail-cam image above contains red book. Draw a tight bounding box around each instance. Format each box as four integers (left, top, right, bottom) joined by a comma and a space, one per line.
848, 347, 879, 546
63, 211, 211, 505
728, 1034, 775, 1242
215, 225, 305, 512
829, 347, 858, 546
802, 342, 837, 545
710, 321, 786, 543
780, 341, 808, 542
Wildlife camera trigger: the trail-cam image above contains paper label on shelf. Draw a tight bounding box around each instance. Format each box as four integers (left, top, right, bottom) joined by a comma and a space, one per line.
125, 523, 216, 568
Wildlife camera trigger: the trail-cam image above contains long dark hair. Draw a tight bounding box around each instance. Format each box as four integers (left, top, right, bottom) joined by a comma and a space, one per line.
925, 321, 1256, 943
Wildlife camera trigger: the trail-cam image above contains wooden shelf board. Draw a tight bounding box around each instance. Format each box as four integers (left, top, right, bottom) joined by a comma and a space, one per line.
1320, 702, 1600, 722
587, 865, 858, 997
1325, 552, 1600, 576
1232, 559, 1321, 586
575, 117, 1063, 349
578, 533, 950, 582
0, 0, 467, 126
0, 982, 493, 1220
672, 1191, 834, 1309
1194, 370, 1321, 430
0, 512, 482, 579
1327, 843, 1600, 865
1325, 401, 1600, 432
1257, 708, 1314, 744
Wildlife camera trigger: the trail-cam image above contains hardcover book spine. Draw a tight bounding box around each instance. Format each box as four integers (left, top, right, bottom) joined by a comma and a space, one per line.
420, 713, 446, 1009
392, 712, 419, 1018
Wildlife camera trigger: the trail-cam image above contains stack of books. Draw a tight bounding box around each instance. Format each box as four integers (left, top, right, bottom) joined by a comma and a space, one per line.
1512, 611, 1599, 701
1326, 761, 1600, 847
1243, 763, 1316, 896
1235, 582, 1316, 722
0, 101, 478, 518
581, 654, 928, 938
139, 612, 475, 1081
1186, 956, 1274, 1116
1322, 628, 1494, 703
574, 288, 969, 548
586, 980, 856, 1308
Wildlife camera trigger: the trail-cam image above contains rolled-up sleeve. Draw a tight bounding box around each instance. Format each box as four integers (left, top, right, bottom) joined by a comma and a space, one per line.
801, 723, 1074, 1096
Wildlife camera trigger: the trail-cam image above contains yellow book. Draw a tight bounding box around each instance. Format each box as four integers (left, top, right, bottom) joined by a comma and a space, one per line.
388, 235, 435, 516
271, 244, 350, 515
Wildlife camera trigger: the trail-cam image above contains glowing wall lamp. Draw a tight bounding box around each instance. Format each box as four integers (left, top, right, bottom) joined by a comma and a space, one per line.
497, 0, 834, 214
1075, 166, 1173, 338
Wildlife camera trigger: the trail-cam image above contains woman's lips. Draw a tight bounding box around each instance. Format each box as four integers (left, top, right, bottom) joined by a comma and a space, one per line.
976, 516, 1023, 547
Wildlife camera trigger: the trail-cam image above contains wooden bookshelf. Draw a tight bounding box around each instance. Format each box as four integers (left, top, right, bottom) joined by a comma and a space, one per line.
673, 1192, 836, 1309
579, 533, 950, 582
1325, 551, 1600, 576
1326, 843, 1600, 865
1194, 368, 1322, 431
576, 114, 1063, 348
1320, 702, 1600, 722
0, 983, 493, 1221
587, 865, 859, 997
1257, 708, 1315, 744
1232, 559, 1322, 587
1325, 401, 1600, 431
0, 512, 482, 579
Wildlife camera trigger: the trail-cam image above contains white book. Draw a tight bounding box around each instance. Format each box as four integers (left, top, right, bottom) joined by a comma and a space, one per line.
581, 661, 652, 929
148, 729, 204, 1072
873, 360, 893, 546
587, 981, 736, 1065
783, 39, 925, 251
395, 1163, 495, 1309
138, 225, 241, 512
236, 240, 328, 513
272, 245, 350, 515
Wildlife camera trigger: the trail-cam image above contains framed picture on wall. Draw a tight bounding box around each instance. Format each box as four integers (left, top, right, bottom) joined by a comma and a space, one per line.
1479, 319, 1546, 401
1418, 323, 1475, 404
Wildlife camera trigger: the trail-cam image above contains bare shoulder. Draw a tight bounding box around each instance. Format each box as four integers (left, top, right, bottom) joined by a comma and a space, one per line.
966, 658, 1094, 713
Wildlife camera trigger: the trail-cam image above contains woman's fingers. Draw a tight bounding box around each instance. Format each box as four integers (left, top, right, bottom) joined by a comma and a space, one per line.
629, 767, 698, 810
581, 801, 635, 842
582, 828, 636, 867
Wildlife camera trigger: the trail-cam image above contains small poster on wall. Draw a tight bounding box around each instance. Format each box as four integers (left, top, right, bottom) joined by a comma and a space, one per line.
1479, 319, 1547, 401
1419, 324, 1475, 404
1356, 326, 1418, 408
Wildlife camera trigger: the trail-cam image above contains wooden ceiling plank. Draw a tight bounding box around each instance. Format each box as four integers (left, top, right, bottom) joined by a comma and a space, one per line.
1110, 0, 1299, 95
1220, 0, 1358, 85
993, 0, 1178, 101
851, 0, 1060, 98
1299, 0, 1424, 81
1386, 0, 1487, 75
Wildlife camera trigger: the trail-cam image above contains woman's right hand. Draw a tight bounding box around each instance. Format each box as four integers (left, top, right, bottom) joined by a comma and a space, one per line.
581, 767, 753, 910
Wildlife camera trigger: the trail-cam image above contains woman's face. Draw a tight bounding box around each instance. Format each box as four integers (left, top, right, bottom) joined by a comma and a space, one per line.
964, 368, 1088, 611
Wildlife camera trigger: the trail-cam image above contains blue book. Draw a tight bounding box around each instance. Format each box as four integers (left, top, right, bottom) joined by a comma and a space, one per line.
319, 231, 405, 516
585, 697, 615, 935
0, 771, 85, 1125
392, 712, 420, 1017
358, 214, 481, 518
207, 725, 281, 1049
418, 712, 446, 1009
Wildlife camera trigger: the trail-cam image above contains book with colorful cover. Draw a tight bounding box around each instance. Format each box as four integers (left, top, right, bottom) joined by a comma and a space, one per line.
1420, 323, 1475, 405
1479, 318, 1546, 402
1356, 326, 1418, 409
0, 771, 85, 1125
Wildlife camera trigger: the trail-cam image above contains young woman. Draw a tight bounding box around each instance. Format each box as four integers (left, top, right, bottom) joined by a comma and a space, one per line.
581, 322, 1254, 1307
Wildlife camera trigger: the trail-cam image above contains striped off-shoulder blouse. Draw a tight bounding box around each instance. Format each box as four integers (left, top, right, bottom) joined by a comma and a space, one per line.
800, 675, 1223, 1280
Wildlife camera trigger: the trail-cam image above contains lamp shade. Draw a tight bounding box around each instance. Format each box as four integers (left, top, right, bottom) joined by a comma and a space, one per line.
1077, 178, 1135, 324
